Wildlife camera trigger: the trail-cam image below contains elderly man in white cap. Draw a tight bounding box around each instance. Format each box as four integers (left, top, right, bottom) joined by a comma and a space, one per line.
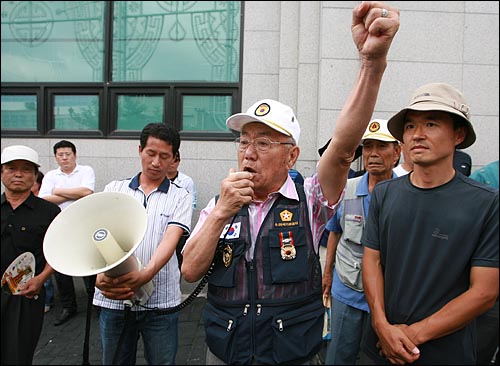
361, 82, 499, 365
321, 119, 400, 364
1, 145, 60, 365
182, 2, 400, 364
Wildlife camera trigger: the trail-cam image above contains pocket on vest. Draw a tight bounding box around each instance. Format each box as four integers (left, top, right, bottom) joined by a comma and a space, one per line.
202, 302, 238, 363
335, 250, 363, 292
343, 214, 363, 244
271, 300, 324, 363
266, 227, 308, 284
208, 240, 246, 288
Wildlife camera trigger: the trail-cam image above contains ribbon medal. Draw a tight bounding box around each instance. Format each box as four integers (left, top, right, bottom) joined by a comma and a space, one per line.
279, 231, 296, 260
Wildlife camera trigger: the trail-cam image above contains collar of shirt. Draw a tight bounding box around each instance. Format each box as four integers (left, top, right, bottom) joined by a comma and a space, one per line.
356, 171, 399, 197
356, 173, 370, 197
56, 164, 81, 176
128, 172, 171, 193
1, 192, 37, 209
270, 174, 299, 202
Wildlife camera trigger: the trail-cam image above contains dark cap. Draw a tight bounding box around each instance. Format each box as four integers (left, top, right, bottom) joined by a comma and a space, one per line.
318, 139, 362, 161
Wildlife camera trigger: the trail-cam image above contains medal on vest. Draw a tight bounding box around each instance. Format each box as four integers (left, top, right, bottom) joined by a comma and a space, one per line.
222, 244, 233, 267
279, 231, 296, 260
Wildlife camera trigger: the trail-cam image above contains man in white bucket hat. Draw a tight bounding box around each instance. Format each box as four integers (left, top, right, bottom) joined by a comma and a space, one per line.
362, 82, 499, 364
182, 2, 401, 364
1, 145, 60, 365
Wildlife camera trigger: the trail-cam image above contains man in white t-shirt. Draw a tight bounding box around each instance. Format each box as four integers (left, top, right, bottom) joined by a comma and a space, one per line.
39, 140, 95, 326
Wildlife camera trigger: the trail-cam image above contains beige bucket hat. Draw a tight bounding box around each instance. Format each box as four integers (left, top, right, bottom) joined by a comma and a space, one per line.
387, 83, 476, 149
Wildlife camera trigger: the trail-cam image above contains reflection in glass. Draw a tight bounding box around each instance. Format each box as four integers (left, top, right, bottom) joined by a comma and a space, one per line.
1, 95, 37, 130
1, 1, 239, 83
116, 95, 163, 131
1, 1, 105, 82
112, 1, 240, 82
54, 95, 99, 130
183, 95, 231, 132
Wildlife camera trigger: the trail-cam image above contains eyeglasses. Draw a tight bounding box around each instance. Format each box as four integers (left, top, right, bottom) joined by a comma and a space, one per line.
234, 137, 294, 153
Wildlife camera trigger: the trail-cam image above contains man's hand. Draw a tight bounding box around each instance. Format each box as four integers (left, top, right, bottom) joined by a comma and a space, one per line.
214, 168, 254, 218
95, 272, 135, 300
375, 323, 420, 365
352, 1, 400, 63
18, 276, 42, 299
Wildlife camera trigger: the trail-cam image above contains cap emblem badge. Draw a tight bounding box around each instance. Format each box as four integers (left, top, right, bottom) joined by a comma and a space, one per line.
369, 121, 380, 132
255, 103, 270, 117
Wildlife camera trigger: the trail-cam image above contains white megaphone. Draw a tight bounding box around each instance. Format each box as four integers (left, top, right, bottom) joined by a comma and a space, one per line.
43, 192, 154, 306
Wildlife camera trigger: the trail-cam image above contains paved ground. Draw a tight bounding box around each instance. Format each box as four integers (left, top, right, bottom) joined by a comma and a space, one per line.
33, 251, 333, 365
33, 278, 208, 365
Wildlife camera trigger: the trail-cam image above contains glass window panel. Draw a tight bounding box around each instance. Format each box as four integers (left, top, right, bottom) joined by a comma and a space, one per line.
1, 95, 37, 130
1, 1, 105, 82
112, 1, 240, 82
183, 95, 232, 132
54, 95, 99, 130
116, 95, 163, 131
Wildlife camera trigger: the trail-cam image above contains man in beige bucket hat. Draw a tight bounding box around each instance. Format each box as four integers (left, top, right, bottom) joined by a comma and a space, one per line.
361, 83, 498, 364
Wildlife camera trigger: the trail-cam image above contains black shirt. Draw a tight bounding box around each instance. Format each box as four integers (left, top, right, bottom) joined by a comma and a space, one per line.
1, 193, 60, 276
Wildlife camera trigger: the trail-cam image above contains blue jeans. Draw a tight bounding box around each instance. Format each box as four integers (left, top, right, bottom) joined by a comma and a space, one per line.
325, 296, 369, 365
44, 276, 54, 306
99, 307, 178, 365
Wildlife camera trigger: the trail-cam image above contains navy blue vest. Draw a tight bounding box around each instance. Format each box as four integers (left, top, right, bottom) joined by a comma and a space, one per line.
202, 185, 324, 364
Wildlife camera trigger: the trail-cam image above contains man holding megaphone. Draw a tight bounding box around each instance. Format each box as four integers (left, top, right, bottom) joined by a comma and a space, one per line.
92, 123, 193, 365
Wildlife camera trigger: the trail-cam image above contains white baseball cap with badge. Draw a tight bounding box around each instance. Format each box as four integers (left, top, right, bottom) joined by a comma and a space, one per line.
362, 119, 397, 142
226, 99, 301, 144
1, 145, 40, 167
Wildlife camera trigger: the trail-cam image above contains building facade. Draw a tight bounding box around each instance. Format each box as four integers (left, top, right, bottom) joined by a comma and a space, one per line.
2, 1, 499, 224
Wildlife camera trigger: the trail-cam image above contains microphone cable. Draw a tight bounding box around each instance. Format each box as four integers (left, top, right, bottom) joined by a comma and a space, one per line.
110, 214, 237, 363
144, 213, 238, 314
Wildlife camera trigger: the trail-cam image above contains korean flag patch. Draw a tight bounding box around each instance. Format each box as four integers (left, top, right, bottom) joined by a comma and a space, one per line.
220, 222, 241, 239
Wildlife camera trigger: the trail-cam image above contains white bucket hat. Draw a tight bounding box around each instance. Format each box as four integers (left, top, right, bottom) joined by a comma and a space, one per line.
1, 145, 40, 167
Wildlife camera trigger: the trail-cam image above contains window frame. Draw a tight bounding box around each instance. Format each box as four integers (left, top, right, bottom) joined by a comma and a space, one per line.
46, 87, 105, 138
1, 87, 43, 137
175, 86, 240, 141
108, 86, 170, 139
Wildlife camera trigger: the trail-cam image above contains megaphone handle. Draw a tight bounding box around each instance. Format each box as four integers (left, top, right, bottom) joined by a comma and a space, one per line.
82, 283, 95, 366
112, 304, 133, 364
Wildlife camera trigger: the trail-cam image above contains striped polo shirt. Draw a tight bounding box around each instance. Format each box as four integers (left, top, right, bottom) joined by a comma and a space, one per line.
93, 173, 193, 310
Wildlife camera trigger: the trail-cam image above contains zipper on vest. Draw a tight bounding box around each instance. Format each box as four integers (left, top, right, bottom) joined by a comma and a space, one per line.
256, 304, 262, 316
243, 304, 250, 316
276, 319, 284, 331
248, 259, 256, 357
